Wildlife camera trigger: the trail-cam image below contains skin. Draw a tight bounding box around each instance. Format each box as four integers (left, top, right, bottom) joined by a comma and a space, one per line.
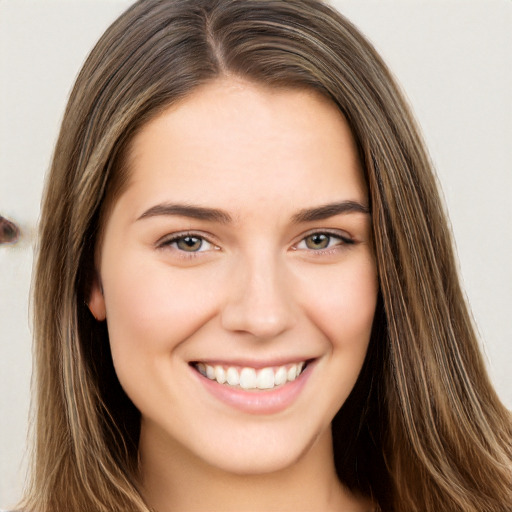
89, 78, 378, 511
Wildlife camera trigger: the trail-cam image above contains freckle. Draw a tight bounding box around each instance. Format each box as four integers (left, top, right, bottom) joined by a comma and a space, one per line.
0, 215, 21, 245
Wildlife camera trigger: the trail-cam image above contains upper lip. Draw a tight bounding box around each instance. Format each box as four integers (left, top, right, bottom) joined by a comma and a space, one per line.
190, 357, 316, 369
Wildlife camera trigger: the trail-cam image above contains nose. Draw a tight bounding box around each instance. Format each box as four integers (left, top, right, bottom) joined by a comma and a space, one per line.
220, 251, 296, 339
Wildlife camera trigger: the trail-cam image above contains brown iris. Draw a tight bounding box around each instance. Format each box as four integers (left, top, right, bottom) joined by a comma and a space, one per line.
304, 233, 332, 250
177, 236, 203, 252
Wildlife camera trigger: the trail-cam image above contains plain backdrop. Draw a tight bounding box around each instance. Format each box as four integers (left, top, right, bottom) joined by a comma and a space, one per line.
1, 0, 510, 507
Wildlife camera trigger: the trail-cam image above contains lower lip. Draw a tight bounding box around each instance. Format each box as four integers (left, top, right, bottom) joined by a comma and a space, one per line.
193, 363, 314, 415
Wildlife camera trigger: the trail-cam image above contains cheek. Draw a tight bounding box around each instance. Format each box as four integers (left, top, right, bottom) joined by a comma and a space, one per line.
302, 255, 378, 349
292, 255, 378, 424
318, 257, 378, 411
102, 255, 221, 372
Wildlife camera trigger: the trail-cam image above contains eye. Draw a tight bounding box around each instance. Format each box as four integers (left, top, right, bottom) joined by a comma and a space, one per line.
295, 231, 352, 251
158, 233, 217, 253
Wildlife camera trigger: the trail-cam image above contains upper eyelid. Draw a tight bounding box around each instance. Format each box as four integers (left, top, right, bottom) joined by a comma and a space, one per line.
295, 228, 354, 243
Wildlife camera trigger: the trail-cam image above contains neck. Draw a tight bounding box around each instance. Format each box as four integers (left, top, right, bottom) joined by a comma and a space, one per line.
139, 423, 374, 512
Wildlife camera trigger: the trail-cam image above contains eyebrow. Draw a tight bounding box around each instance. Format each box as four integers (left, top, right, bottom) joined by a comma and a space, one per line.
137, 200, 369, 224
291, 201, 370, 223
137, 203, 233, 223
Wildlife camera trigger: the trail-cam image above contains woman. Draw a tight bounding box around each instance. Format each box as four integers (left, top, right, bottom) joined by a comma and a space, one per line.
23, 0, 511, 511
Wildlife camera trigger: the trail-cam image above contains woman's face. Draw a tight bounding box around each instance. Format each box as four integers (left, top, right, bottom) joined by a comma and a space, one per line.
89, 78, 378, 475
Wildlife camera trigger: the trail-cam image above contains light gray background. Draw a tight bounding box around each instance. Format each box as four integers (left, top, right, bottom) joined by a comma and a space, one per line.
1, 0, 510, 507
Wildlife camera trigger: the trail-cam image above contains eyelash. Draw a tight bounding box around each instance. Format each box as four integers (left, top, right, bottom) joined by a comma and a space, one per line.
157, 231, 218, 256
157, 230, 354, 257
294, 230, 354, 254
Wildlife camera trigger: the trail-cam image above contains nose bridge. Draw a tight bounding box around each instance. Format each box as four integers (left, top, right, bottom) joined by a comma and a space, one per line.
221, 246, 294, 339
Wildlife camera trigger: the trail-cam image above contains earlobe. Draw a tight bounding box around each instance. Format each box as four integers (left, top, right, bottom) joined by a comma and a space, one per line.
88, 276, 106, 321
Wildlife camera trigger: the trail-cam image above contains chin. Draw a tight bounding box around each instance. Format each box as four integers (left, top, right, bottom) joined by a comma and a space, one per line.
191, 422, 330, 476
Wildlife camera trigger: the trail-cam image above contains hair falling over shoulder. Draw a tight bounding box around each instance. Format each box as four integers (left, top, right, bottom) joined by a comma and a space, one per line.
23, 1, 511, 511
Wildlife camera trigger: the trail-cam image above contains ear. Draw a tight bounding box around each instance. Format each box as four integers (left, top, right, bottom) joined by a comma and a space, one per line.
88, 275, 106, 321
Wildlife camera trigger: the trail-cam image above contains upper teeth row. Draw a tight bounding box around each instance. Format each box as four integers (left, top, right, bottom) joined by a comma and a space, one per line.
196, 362, 306, 390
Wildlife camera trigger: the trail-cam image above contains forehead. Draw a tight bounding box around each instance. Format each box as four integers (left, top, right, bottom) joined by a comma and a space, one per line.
116, 78, 367, 220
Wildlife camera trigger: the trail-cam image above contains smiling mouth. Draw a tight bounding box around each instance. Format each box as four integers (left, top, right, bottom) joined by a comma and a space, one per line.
191, 361, 310, 391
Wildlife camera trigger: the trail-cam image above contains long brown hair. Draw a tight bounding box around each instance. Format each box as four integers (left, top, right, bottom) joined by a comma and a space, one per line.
25, 1, 512, 511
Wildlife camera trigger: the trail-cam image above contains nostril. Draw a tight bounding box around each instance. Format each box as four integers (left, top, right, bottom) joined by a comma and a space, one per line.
0, 215, 21, 245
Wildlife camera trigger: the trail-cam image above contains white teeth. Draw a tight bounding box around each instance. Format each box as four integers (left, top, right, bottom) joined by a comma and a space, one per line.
197, 361, 307, 390
287, 365, 297, 381
226, 367, 240, 386
206, 365, 215, 380
239, 368, 257, 389
274, 366, 287, 386
256, 367, 275, 389
214, 365, 226, 384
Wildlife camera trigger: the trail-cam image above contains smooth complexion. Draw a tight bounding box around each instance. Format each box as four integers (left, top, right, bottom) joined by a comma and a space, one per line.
89, 78, 378, 511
